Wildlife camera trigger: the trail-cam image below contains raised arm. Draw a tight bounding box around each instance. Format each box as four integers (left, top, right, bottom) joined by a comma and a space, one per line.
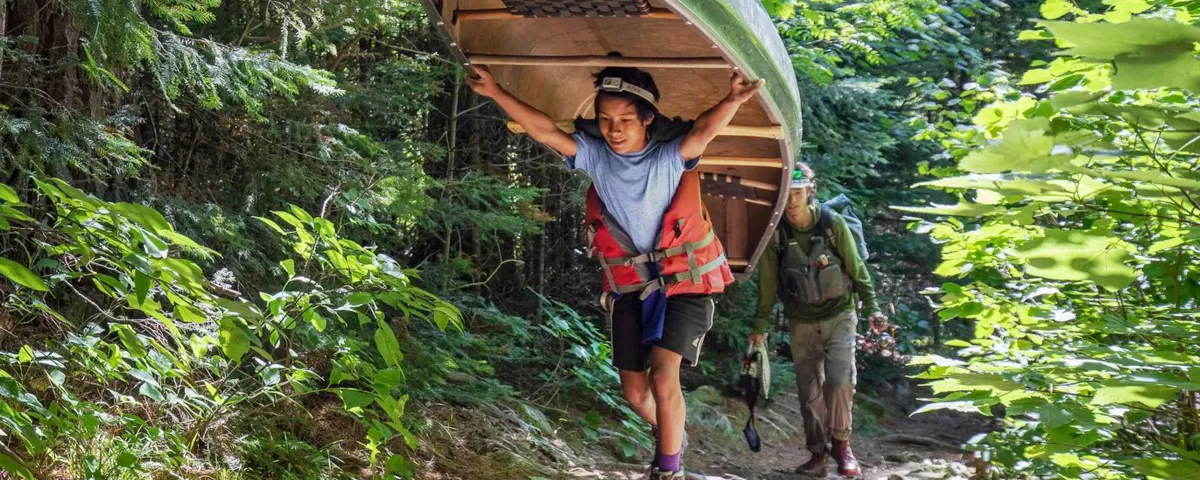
678, 72, 765, 161
466, 67, 577, 157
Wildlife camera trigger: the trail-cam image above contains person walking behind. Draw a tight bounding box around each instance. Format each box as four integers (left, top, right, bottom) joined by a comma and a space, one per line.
749, 163, 888, 477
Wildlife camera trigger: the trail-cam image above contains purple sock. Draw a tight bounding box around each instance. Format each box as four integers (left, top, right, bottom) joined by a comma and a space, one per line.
655, 451, 681, 472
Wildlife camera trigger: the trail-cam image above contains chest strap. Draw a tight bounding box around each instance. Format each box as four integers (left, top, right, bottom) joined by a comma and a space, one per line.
600, 230, 717, 268
611, 252, 728, 300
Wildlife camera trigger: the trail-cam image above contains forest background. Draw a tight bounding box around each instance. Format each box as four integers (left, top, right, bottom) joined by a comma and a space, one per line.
0, 0, 1197, 478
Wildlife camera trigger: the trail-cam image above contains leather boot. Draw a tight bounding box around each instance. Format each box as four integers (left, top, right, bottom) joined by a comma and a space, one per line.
831, 439, 861, 477
795, 450, 828, 477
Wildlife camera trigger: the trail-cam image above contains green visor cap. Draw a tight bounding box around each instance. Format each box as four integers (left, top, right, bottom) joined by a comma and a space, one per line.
790, 168, 812, 189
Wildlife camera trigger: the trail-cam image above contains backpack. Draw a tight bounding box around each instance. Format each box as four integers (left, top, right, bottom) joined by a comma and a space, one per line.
777, 193, 870, 272
821, 194, 870, 261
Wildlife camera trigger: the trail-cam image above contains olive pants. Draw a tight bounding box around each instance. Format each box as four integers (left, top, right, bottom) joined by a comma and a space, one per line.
788, 309, 857, 453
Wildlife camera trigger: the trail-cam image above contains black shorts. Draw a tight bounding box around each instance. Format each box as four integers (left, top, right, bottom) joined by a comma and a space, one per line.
607, 294, 715, 371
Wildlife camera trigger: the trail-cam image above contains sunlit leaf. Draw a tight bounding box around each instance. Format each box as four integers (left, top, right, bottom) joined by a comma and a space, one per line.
111, 202, 173, 232
0, 258, 49, 291
1010, 229, 1136, 290
1092, 384, 1179, 408
218, 318, 251, 362
892, 203, 1005, 216
1125, 458, 1200, 479
0, 184, 19, 203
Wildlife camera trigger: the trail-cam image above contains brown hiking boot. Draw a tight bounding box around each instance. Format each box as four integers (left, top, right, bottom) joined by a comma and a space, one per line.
795, 450, 828, 477
831, 439, 861, 477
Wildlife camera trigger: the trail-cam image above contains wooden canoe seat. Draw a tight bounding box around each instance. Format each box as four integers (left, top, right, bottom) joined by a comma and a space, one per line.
502, 0, 650, 17
456, 7, 676, 21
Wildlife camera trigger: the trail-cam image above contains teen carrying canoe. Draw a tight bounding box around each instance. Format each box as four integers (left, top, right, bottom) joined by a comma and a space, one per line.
468, 64, 762, 479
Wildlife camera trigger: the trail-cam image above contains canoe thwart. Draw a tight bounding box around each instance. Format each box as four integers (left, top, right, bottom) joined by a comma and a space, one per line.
699, 172, 778, 192
468, 54, 729, 69
702, 156, 785, 168
506, 120, 781, 140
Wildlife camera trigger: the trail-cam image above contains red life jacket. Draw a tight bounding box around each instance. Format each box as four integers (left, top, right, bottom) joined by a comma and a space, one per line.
585, 170, 735, 299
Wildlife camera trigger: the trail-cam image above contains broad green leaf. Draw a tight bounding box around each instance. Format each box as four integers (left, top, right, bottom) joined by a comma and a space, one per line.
111, 202, 173, 232
386, 454, 413, 479
134, 271, 152, 305
280, 259, 296, 278
115, 452, 139, 468
1050, 453, 1083, 468
345, 291, 373, 306
372, 368, 405, 395
1034, 403, 1073, 429
112, 324, 147, 358
0, 258, 48, 292
1112, 51, 1200, 92
928, 373, 1023, 395
259, 364, 283, 386
1010, 229, 1136, 290
1084, 167, 1200, 190
288, 205, 314, 223
891, 203, 1005, 217
1042, 19, 1200, 60
255, 217, 287, 234
159, 231, 217, 258
174, 302, 206, 323
303, 309, 327, 332
1042, 19, 1200, 92
0, 453, 35, 479
909, 355, 967, 367
911, 401, 987, 415
762, 0, 796, 19
1040, 0, 1074, 19
1103, 0, 1150, 14
128, 369, 158, 387
219, 318, 251, 362
1125, 458, 1200, 479
0, 206, 36, 224
17, 345, 34, 363
273, 210, 305, 229
139, 382, 165, 402
375, 322, 404, 368
434, 305, 460, 331
1092, 384, 1179, 408
337, 388, 374, 410
392, 415, 417, 449
958, 119, 1067, 174
0, 184, 18, 203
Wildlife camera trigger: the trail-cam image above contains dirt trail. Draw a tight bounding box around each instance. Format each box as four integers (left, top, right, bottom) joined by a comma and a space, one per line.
564, 391, 990, 480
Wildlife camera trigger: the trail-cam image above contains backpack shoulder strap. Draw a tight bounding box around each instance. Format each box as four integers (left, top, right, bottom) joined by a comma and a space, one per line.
816, 205, 840, 257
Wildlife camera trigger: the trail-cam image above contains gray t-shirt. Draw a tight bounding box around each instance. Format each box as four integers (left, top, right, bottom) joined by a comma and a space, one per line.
567, 132, 699, 253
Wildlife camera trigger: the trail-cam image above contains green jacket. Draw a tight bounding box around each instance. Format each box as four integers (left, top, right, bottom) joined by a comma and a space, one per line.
753, 203, 880, 333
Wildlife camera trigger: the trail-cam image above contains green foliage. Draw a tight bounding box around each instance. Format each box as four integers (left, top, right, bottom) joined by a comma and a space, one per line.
902, 1, 1200, 477
531, 292, 654, 456
0, 178, 458, 478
